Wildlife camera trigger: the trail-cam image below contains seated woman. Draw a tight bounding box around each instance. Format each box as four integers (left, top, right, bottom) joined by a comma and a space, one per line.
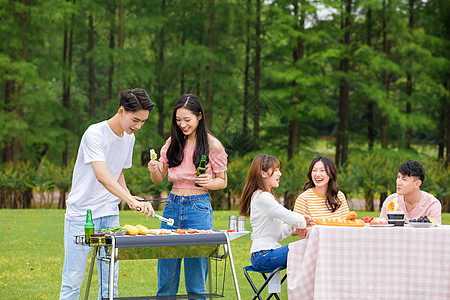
293, 156, 349, 226
238, 154, 313, 272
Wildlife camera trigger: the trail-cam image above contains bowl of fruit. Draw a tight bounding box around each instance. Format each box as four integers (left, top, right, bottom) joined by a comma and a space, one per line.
408, 216, 436, 228
361, 217, 375, 225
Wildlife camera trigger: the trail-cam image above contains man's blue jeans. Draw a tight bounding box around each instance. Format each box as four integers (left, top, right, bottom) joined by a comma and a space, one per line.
250, 245, 289, 271
157, 193, 213, 298
59, 215, 119, 300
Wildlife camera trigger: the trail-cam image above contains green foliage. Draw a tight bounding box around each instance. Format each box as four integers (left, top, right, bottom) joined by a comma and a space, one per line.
421, 160, 450, 212
278, 152, 316, 198
339, 151, 401, 210
123, 166, 170, 198
0, 0, 449, 211
0, 161, 35, 208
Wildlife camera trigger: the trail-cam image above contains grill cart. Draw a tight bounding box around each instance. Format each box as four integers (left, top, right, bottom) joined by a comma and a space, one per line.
75, 231, 247, 300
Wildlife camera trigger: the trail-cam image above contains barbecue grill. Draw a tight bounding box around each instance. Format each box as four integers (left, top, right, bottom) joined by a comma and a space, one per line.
75, 231, 245, 300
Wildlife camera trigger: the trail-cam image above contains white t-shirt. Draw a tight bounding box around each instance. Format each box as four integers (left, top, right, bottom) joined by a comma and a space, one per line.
65, 120, 135, 221
250, 190, 306, 254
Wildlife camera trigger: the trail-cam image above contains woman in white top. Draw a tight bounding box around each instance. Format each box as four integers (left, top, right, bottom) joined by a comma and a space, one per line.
238, 154, 313, 271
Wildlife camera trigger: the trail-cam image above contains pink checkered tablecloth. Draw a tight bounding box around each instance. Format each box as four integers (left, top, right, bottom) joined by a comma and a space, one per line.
287, 225, 450, 300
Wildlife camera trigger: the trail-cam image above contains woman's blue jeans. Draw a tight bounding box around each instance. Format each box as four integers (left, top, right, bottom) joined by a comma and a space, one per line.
157, 193, 213, 298
250, 245, 290, 272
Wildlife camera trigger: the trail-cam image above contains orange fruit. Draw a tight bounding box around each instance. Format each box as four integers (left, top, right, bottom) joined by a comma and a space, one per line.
387, 201, 396, 211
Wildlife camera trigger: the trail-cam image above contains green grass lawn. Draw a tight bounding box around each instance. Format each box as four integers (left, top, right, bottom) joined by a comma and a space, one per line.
0, 209, 449, 299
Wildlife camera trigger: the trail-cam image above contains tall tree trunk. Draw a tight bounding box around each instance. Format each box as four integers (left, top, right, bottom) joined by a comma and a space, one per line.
62, 0, 75, 168
253, 0, 261, 151
60, 0, 75, 209
88, 14, 95, 119
3, 80, 15, 163
180, 9, 186, 95
288, 2, 305, 160
205, 0, 214, 130
405, 0, 415, 149
106, 4, 116, 109
243, 0, 251, 137
117, 0, 124, 94
437, 96, 445, 160
366, 8, 375, 151
15, 0, 27, 162
379, 192, 387, 211
446, 76, 450, 168
381, 0, 391, 149
157, 0, 165, 138
336, 0, 351, 167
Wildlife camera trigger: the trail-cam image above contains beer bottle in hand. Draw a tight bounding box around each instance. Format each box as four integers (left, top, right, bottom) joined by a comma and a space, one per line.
195, 155, 207, 187
84, 210, 95, 245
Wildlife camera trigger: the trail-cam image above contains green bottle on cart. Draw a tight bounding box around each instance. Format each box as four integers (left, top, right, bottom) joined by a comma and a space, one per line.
84, 210, 94, 245
195, 155, 207, 187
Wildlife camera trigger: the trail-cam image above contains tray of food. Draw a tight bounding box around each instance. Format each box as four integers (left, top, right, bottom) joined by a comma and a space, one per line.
314, 211, 365, 227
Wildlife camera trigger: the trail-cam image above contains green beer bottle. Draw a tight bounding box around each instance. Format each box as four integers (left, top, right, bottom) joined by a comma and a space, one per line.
84, 210, 95, 245
195, 155, 207, 187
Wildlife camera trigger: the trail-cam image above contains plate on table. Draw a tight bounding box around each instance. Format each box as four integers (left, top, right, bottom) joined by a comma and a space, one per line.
370, 224, 394, 227
407, 222, 435, 228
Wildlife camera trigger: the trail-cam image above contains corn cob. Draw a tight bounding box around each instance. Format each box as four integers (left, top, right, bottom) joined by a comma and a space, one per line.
123, 224, 139, 236
150, 149, 157, 161
135, 224, 150, 235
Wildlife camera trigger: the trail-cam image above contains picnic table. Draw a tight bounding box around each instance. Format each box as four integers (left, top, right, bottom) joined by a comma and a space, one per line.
287, 224, 450, 299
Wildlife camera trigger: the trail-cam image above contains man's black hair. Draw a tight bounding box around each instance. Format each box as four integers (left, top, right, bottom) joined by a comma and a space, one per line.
399, 160, 425, 183
119, 88, 155, 112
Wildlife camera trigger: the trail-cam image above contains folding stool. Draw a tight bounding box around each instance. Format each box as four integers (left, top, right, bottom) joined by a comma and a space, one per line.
243, 265, 287, 300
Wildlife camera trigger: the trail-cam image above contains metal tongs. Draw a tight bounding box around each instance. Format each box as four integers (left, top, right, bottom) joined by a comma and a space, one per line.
136, 198, 174, 226
151, 214, 174, 226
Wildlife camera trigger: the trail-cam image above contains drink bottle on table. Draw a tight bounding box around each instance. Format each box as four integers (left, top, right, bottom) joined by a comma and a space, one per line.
85, 209, 95, 244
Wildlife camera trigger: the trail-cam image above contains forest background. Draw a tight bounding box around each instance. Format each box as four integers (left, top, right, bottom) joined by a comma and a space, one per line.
1, 0, 449, 212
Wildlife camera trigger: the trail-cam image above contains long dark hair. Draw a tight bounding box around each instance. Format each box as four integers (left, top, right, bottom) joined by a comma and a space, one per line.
167, 94, 210, 169
239, 154, 280, 217
303, 155, 340, 212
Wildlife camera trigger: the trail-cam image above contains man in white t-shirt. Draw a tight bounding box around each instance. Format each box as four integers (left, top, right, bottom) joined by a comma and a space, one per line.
60, 88, 155, 300
380, 160, 442, 224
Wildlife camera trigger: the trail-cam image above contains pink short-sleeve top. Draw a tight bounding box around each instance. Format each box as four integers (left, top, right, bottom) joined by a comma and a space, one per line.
159, 139, 228, 191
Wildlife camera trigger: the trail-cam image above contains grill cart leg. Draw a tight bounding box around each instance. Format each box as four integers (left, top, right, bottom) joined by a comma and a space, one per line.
225, 234, 241, 300
108, 238, 116, 300
84, 247, 98, 300
208, 257, 213, 299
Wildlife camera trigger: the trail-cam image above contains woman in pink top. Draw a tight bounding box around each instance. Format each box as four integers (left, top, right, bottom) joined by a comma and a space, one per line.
148, 94, 227, 298
380, 160, 442, 224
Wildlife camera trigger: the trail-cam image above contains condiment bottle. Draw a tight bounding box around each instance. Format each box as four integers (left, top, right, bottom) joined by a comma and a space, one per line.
238, 216, 246, 232
229, 215, 237, 232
